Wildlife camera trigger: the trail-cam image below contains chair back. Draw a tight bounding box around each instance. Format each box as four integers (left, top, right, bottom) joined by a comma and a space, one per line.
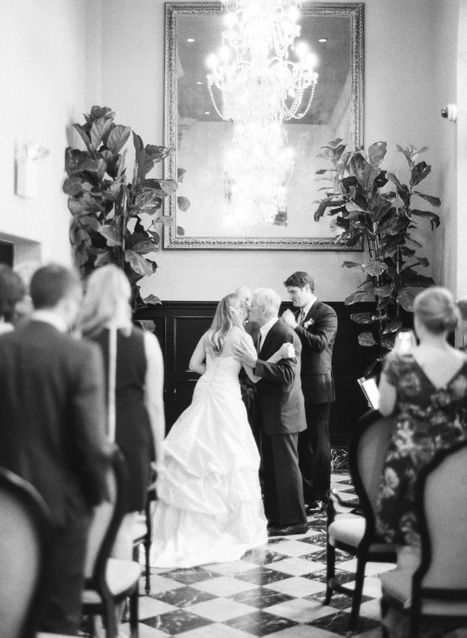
349, 410, 395, 526
84, 447, 128, 583
415, 439, 467, 592
0, 468, 53, 638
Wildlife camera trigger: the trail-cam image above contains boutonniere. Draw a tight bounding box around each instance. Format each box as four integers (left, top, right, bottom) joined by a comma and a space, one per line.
303, 319, 314, 329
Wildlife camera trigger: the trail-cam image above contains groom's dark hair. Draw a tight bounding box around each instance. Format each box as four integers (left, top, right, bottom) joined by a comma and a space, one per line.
284, 271, 315, 292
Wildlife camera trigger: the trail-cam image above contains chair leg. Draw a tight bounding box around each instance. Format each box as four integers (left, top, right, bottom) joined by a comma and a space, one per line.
324, 541, 335, 605
380, 596, 390, 638
144, 499, 152, 595
349, 554, 366, 631
129, 588, 139, 636
102, 603, 118, 638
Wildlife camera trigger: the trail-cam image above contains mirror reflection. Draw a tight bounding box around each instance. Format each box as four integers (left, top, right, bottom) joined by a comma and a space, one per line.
164, 2, 363, 249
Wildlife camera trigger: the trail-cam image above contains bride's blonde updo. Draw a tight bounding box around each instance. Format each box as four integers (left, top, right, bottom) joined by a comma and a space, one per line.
414, 287, 459, 334
208, 293, 245, 355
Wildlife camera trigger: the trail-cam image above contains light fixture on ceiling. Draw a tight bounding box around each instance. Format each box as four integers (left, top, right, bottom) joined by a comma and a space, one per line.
206, 0, 318, 123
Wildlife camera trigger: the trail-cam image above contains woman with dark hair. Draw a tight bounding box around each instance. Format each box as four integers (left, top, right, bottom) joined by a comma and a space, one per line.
150, 292, 291, 568
376, 287, 467, 571
0, 264, 26, 333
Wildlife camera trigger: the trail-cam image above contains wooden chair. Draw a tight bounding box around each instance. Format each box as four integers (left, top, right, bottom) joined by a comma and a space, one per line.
82, 448, 142, 638
380, 438, 467, 637
0, 467, 54, 638
324, 409, 397, 630
132, 486, 156, 595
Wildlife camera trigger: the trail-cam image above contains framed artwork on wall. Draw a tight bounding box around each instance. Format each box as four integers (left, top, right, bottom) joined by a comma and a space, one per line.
163, 2, 364, 250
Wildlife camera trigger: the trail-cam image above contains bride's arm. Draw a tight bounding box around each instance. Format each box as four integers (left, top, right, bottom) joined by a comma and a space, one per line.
189, 333, 208, 375
239, 339, 295, 383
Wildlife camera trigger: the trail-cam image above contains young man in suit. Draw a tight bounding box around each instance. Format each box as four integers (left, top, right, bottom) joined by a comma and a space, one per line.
282, 271, 338, 511
234, 288, 308, 536
0, 264, 112, 634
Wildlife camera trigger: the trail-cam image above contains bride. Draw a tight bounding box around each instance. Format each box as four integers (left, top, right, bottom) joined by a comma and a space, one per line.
150, 292, 291, 568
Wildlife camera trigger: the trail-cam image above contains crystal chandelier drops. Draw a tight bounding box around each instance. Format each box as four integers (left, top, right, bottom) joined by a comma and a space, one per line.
206, 0, 318, 225
207, 0, 318, 124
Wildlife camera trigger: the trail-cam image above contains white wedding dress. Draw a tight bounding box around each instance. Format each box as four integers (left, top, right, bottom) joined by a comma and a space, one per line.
150, 353, 268, 568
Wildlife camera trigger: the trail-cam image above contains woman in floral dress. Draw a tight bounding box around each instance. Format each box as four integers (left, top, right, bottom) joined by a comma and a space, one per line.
376, 287, 467, 556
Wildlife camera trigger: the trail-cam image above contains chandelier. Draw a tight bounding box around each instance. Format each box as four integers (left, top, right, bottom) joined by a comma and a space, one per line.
206, 0, 318, 225
207, 0, 318, 124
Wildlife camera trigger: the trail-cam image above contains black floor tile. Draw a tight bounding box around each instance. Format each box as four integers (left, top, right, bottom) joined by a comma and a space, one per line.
229, 586, 295, 609
141, 608, 213, 634
225, 609, 297, 636
151, 584, 217, 607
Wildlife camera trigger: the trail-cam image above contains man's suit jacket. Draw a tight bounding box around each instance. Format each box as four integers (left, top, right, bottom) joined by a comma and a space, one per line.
253, 319, 306, 435
294, 300, 338, 404
0, 320, 111, 526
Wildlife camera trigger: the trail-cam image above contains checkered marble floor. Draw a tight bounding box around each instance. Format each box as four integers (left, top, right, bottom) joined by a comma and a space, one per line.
123, 473, 467, 638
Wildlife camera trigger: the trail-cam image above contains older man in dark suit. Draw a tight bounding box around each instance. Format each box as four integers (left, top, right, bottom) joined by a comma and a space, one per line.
234, 288, 307, 536
282, 271, 338, 511
0, 264, 112, 634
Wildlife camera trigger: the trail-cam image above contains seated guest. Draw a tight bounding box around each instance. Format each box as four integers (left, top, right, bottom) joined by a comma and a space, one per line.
376, 287, 467, 574
79, 265, 165, 562
0, 264, 26, 332
0, 264, 112, 634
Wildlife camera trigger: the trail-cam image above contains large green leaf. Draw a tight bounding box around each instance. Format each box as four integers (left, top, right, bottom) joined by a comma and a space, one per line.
132, 132, 155, 182
374, 284, 393, 297
413, 191, 441, 207
106, 125, 131, 154
124, 250, 155, 277
73, 124, 92, 152
410, 161, 431, 187
350, 312, 375, 324
99, 224, 121, 247
345, 290, 374, 305
410, 209, 440, 230
396, 288, 416, 311
358, 332, 378, 347
68, 193, 103, 216
132, 240, 158, 254
367, 141, 387, 167
362, 260, 388, 276
383, 318, 403, 334
145, 144, 171, 162
65, 148, 99, 175
79, 215, 102, 232
90, 116, 113, 151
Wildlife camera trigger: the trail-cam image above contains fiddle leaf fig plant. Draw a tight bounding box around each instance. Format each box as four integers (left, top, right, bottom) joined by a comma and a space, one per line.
314, 139, 441, 370
63, 106, 189, 308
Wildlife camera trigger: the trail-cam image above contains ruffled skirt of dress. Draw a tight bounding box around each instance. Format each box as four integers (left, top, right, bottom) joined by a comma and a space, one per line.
150, 372, 268, 568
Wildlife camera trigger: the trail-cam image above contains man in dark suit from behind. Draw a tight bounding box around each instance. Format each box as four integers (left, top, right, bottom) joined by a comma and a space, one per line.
0, 264, 112, 634
282, 271, 338, 510
234, 288, 308, 536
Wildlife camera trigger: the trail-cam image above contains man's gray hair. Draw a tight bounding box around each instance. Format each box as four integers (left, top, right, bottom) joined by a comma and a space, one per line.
253, 288, 281, 319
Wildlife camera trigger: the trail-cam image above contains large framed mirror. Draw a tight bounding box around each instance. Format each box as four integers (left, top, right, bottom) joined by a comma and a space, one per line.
164, 2, 364, 249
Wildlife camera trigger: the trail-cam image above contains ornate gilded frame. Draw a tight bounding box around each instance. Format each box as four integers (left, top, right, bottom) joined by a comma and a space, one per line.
163, 2, 364, 250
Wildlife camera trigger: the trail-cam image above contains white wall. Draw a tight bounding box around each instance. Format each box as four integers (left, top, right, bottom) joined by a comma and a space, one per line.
99, 0, 459, 302
0, 0, 460, 302
0, 0, 89, 267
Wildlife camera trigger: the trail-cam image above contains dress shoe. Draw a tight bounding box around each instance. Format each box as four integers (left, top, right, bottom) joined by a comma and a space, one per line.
305, 499, 328, 513
268, 522, 308, 536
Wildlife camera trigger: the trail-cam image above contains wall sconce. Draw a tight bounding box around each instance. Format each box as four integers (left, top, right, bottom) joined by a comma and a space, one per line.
16, 142, 50, 199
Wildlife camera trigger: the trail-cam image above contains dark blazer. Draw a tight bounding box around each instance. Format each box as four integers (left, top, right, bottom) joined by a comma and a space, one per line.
294, 300, 338, 404
254, 318, 307, 435
0, 320, 111, 526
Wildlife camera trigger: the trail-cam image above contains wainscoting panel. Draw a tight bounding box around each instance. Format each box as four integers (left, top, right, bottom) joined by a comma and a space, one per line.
134, 301, 380, 446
